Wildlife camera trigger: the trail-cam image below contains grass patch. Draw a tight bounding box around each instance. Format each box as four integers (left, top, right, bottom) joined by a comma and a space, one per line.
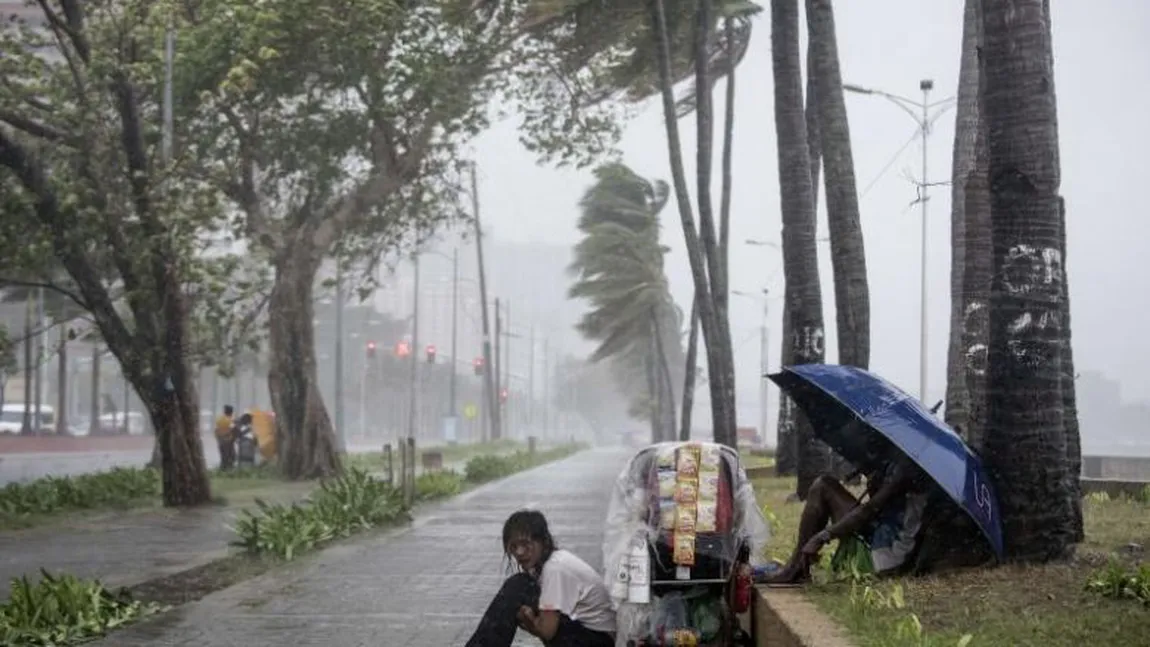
343, 439, 524, 473
754, 475, 1150, 646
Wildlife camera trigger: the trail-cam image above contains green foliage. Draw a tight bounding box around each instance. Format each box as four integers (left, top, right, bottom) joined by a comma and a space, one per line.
464, 445, 584, 484
0, 325, 17, 385
1086, 561, 1150, 605
0, 571, 167, 647
230, 468, 408, 560
0, 468, 160, 521
568, 163, 684, 424
415, 471, 464, 501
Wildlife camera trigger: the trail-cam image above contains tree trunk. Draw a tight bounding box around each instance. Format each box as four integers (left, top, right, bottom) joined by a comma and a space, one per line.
806, 0, 869, 370
806, 39, 821, 213
651, 310, 677, 441
1056, 197, 1083, 542
944, 0, 982, 438
21, 297, 32, 434
645, 341, 660, 443
981, 0, 1077, 561
772, 0, 828, 498
268, 254, 342, 480
680, 296, 699, 441
774, 298, 796, 475
55, 328, 67, 435
89, 345, 101, 435
648, 0, 737, 449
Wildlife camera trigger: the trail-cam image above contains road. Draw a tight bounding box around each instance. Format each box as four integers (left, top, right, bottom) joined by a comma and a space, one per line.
95, 447, 631, 647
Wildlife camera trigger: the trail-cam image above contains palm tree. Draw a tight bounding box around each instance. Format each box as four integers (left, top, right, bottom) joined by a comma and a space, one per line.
770, 0, 828, 497
569, 163, 685, 441
805, 0, 869, 370
980, 0, 1079, 561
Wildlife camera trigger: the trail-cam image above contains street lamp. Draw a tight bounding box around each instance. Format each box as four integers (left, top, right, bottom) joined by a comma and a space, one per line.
844, 80, 954, 402
732, 288, 771, 449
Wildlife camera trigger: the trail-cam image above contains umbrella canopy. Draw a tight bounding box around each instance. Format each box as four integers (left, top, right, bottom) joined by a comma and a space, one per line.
769, 364, 1004, 560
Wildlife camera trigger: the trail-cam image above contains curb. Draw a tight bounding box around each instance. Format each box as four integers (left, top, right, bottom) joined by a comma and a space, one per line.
753, 587, 856, 647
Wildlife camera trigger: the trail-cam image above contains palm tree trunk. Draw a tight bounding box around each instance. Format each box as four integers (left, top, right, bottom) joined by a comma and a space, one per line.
944, 0, 982, 439
806, 40, 821, 213
650, 310, 677, 441
1057, 196, 1083, 542
645, 339, 659, 443
772, 0, 828, 498
89, 344, 101, 435
21, 297, 32, 434
648, 0, 737, 448
680, 295, 699, 440
719, 17, 737, 272
774, 297, 796, 475
981, 0, 1077, 561
806, 0, 869, 370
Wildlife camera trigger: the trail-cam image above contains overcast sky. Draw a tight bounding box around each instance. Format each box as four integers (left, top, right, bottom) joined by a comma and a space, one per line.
457, 0, 1150, 434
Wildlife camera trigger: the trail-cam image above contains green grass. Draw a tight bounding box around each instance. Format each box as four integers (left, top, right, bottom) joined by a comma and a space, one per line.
754, 476, 1150, 647
343, 439, 523, 473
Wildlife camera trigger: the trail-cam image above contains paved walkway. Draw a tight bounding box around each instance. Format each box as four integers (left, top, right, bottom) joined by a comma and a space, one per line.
95, 447, 630, 647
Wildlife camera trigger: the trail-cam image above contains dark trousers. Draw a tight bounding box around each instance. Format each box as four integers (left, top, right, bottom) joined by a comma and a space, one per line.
465, 573, 614, 647
218, 438, 235, 470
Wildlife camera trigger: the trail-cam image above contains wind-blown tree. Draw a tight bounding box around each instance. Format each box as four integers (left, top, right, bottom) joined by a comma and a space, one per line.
0, 2, 235, 505
569, 163, 684, 441
805, 0, 869, 371
981, 0, 1081, 560
770, 0, 828, 496
175, 0, 620, 479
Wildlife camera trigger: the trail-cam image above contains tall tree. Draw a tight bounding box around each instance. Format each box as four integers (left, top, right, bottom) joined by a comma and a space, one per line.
981, 0, 1080, 560
771, 0, 828, 497
805, 0, 869, 370
569, 163, 684, 440
0, 2, 216, 505
944, 0, 986, 441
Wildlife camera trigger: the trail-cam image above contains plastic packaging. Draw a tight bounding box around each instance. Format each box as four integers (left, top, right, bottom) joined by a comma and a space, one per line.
628, 540, 651, 603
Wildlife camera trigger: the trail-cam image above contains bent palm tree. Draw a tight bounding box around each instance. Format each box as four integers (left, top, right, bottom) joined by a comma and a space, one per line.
569, 164, 685, 441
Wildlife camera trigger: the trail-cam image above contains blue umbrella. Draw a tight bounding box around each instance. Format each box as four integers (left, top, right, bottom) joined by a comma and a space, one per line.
769, 363, 1005, 560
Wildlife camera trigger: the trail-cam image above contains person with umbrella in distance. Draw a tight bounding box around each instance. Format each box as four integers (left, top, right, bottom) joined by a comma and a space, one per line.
764, 454, 933, 585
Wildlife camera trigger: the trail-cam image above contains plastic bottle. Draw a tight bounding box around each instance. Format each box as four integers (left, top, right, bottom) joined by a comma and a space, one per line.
627, 539, 650, 603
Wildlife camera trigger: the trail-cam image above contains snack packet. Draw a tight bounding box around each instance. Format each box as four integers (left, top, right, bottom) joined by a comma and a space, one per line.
674, 481, 698, 505
675, 504, 697, 535
659, 500, 677, 529
699, 446, 721, 473
697, 472, 720, 501
658, 471, 677, 498
657, 446, 676, 470
673, 533, 696, 566
696, 502, 717, 533
676, 446, 700, 478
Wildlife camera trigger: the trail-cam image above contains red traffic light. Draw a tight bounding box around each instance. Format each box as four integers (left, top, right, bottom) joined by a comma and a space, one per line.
396, 341, 411, 357
473, 357, 485, 375
425, 344, 437, 363
499, 387, 509, 403
366, 341, 377, 357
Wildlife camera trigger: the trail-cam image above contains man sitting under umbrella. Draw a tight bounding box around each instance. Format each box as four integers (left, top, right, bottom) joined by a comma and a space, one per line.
765, 454, 932, 584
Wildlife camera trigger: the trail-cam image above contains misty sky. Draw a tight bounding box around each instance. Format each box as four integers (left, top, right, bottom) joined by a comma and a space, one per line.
457, 0, 1150, 433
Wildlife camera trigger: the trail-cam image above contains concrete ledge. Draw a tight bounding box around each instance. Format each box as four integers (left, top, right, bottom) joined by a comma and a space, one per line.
1081, 477, 1150, 499
753, 586, 855, 647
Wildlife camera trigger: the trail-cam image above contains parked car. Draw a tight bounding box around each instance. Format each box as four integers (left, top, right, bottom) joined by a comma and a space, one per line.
0, 403, 56, 434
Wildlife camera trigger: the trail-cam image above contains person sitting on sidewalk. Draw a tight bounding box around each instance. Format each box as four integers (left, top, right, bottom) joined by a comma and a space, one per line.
466, 510, 615, 647
214, 405, 236, 470
765, 454, 931, 584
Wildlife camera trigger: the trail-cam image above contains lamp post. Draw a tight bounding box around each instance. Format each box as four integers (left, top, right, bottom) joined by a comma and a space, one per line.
844, 80, 955, 402
733, 288, 770, 448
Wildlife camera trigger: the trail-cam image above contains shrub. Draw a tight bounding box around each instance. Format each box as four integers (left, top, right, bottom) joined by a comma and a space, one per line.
0, 571, 166, 646
1086, 561, 1150, 604
464, 445, 584, 484
231, 468, 407, 560
0, 467, 160, 518
416, 471, 464, 501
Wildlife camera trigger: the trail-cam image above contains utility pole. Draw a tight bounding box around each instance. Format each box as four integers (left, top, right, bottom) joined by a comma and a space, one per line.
470, 163, 501, 441
541, 338, 549, 439
449, 247, 459, 419
334, 258, 346, 451
494, 297, 502, 412
843, 80, 953, 402
503, 300, 511, 437
406, 254, 421, 442
759, 289, 770, 449
527, 326, 535, 430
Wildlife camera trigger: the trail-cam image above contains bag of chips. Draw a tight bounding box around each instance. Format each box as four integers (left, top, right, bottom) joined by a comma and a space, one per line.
697, 472, 720, 501
673, 533, 696, 566
676, 446, 700, 478
675, 505, 697, 535
674, 481, 698, 505
695, 501, 717, 533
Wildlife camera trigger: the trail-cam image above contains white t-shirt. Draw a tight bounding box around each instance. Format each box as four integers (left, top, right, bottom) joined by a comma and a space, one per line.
538, 549, 616, 634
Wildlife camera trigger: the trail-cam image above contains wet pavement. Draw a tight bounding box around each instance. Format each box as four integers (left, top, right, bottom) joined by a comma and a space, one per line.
94, 447, 630, 647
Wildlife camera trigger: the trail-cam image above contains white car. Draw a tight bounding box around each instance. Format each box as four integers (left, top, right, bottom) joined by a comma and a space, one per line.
0, 403, 56, 434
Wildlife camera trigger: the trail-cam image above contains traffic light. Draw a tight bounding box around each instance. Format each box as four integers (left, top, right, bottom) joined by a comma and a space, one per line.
425, 344, 437, 364
473, 356, 484, 376
395, 341, 411, 358
366, 341, 376, 358
499, 387, 509, 403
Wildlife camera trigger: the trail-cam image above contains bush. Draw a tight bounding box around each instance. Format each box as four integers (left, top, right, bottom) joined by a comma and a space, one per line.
0, 571, 166, 646
0, 467, 160, 518
231, 468, 407, 560
464, 445, 583, 484
1086, 561, 1150, 604
416, 471, 464, 501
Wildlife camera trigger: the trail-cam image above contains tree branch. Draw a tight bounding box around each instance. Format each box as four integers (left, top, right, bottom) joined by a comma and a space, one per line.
0, 277, 88, 311
0, 111, 72, 144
